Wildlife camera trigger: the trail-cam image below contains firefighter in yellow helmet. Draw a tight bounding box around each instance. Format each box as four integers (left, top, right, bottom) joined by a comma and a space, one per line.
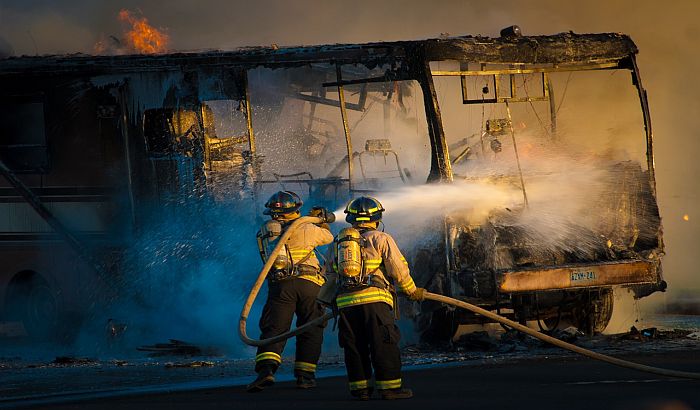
318, 196, 425, 400
247, 190, 335, 392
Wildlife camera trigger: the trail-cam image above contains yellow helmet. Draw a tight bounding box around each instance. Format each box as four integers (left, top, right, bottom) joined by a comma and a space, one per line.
344, 196, 384, 223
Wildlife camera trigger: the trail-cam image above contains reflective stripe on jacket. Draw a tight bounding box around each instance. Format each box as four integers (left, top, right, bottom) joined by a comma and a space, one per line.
319, 227, 417, 308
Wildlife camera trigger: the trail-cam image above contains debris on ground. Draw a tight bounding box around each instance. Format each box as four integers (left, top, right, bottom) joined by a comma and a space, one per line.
137, 339, 221, 357
618, 326, 692, 342
106, 318, 128, 337
454, 331, 498, 351
499, 329, 541, 352
164, 361, 215, 368
548, 327, 584, 344
405, 320, 699, 364
52, 357, 99, 366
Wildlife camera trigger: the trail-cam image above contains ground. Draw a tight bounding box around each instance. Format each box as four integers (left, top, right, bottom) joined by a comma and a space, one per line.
4, 350, 700, 410
1, 314, 698, 409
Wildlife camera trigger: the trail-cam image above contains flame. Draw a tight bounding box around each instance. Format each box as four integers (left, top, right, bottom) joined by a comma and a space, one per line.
683, 214, 690, 221
118, 9, 169, 54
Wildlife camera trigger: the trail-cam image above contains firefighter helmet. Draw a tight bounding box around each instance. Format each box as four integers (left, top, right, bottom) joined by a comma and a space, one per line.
264, 191, 303, 216
344, 196, 385, 223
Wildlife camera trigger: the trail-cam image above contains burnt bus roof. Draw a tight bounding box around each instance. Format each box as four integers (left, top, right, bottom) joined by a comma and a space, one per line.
0, 32, 637, 76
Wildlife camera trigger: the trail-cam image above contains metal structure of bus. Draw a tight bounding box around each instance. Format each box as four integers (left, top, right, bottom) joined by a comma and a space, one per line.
0, 30, 663, 339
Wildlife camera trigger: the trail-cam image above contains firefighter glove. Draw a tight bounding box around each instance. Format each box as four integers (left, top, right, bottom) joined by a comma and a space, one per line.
309, 206, 336, 224
317, 299, 339, 326
407, 287, 426, 302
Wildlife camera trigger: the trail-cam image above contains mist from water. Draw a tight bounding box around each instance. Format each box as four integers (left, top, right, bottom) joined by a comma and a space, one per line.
354, 131, 650, 266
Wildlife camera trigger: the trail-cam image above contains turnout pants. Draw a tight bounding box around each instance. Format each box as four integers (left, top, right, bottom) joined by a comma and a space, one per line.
338, 302, 403, 392
255, 278, 325, 377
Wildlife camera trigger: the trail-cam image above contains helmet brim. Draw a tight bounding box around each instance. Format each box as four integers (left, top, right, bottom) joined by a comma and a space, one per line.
346, 212, 382, 223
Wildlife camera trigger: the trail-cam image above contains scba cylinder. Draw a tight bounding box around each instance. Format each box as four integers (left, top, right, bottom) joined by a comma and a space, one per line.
260, 220, 290, 271
337, 227, 363, 278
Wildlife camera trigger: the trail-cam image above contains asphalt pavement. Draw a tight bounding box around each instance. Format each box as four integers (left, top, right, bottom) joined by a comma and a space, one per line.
11, 349, 700, 410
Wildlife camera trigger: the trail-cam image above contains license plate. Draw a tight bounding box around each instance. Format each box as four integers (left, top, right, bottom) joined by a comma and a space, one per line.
570, 270, 596, 282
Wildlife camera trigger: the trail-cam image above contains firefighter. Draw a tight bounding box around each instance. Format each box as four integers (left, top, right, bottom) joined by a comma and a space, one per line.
318, 196, 425, 400
247, 190, 335, 392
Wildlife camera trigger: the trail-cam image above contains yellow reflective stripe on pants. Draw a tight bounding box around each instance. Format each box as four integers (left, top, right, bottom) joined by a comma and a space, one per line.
376, 378, 402, 390
336, 287, 394, 309
255, 352, 282, 364
349, 379, 370, 390
294, 361, 317, 373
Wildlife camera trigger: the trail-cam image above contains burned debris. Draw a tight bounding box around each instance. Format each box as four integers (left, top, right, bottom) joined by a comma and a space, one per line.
137, 340, 222, 357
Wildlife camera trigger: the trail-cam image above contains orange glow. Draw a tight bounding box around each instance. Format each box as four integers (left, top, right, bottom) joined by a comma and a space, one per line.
683, 214, 689, 221
118, 9, 169, 54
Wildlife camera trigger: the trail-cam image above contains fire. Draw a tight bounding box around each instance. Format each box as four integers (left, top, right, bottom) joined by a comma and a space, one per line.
683, 214, 690, 221
118, 9, 169, 54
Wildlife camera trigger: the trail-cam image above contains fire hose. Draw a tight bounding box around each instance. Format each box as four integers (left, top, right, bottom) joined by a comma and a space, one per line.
239, 218, 700, 380
424, 291, 700, 380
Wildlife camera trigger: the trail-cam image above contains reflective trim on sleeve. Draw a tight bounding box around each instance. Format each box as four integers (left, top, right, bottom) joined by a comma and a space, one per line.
397, 276, 416, 293
336, 287, 394, 309
294, 361, 317, 373
376, 378, 402, 390
255, 352, 282, 364
364, 258, 382, 270
349, 379, 370, 390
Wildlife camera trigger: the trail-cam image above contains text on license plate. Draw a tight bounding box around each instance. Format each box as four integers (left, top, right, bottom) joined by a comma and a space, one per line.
570, 271, 596, 281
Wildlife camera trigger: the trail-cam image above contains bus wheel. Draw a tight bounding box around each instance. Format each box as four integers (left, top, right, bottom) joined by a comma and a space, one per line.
6, 273, 60, 340
573, 288, 614, 335
418, 307, 459, 345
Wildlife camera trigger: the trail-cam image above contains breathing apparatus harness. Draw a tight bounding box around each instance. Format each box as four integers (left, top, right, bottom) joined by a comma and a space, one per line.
335, 225, 387, 290
257, 218, 318, 282
333, 224, 401, 322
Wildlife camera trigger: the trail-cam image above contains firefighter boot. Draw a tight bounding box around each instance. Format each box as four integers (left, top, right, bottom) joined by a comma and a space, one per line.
246, 366, 275, 393
296, 374, 317, 389
350, 388, 373, 401
379, 388, 413, 400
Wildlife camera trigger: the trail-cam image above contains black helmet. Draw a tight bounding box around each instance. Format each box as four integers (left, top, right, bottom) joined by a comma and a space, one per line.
264, 191, 303, 216
344, 196, 385, 223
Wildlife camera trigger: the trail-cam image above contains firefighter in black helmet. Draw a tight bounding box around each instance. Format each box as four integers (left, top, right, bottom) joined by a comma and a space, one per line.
318, 196, 425, 400
247, 190, 335, 392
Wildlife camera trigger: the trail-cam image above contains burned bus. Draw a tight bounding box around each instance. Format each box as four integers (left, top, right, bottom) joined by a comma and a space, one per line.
0, 27, 664, 341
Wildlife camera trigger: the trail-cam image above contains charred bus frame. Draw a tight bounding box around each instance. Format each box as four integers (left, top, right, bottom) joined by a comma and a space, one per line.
0, 30, 663, 339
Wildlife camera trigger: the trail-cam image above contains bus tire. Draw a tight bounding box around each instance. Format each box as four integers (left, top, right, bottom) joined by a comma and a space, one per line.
5, 273, 61, 341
